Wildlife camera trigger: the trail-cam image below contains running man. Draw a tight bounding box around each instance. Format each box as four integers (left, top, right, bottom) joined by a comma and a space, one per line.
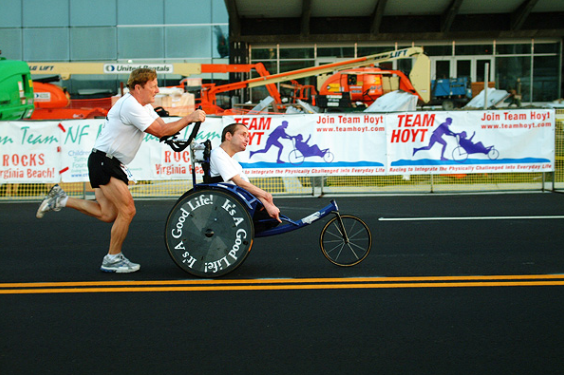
249, 120, 291, 163
413, 117, 456, 160
36, 68, 206, 273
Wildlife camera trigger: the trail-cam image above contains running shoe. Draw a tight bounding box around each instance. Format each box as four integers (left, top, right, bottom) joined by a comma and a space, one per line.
100, 253, 141, 273
36, 184, 67, 219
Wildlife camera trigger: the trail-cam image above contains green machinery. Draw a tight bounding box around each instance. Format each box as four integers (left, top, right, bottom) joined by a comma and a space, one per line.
0, 57, 34, 120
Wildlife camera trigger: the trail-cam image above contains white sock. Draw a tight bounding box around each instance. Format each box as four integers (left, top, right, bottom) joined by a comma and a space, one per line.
107, 253, 121, 260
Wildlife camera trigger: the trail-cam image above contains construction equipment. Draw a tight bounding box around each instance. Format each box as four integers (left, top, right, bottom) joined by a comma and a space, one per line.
312, 48, 430, 110
31, 76, 109, 119
0, 57, 35, 120
219, 47, 430, 112
26, 61, 279, 117
25, 47, 430, 115
315, 67, 420, 110
429, 77, 471, 110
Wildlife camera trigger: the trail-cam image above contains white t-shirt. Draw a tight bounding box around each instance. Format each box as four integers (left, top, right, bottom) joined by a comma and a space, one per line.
209, 146, 249, 184
93, 93, 158, 164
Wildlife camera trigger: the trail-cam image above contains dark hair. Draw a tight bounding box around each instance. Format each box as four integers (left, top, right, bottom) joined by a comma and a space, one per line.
127, 68, 157, 89
221, 123, 246, 142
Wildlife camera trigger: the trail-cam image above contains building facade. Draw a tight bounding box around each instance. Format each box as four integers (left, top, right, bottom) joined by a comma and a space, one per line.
1, 0, 562, 105
0, 0, 229, 93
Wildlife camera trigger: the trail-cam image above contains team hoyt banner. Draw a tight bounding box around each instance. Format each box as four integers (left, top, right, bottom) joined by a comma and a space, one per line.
0, 109, 555, 183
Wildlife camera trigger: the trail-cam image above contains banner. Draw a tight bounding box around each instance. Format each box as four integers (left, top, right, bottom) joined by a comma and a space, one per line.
0, 109, 555, 183
0, 122, 61, 183
388, 110, 554, 175
58, 117, 225, 182
139, 117, 223, 180
224, 114, 387, 177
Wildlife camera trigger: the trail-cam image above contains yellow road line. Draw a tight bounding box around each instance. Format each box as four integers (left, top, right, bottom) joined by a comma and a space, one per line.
1, 281, 564, 294
1, 275, 564, 294
3, 274, 564, 288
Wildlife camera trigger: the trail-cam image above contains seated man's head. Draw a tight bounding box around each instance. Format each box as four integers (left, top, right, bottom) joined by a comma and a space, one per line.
221, 123, 249, 154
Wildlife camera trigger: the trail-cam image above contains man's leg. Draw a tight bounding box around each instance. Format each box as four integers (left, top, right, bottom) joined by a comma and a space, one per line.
94, 178, 140, 273
251, 142, 273, 156
96, 177, 136, 255
65, 190, 117, 223
439, 139, 448, 160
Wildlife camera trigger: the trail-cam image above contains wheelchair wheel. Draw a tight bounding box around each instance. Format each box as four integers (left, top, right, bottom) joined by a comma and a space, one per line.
452, 146, 468, 162
289, 149, 305, 165
488, 148, 500, 160
320, 214, 371, 267
323, 151, 334, 163
164, 189, 255, 277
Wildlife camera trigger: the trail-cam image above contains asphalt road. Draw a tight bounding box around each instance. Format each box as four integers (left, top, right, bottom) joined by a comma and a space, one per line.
1, 192, 564, 374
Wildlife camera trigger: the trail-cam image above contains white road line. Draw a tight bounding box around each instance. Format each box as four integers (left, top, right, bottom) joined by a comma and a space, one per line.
379, 215, 564, 221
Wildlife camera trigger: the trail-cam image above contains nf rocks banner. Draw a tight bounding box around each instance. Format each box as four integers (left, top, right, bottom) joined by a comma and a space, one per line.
0, 109, 555, 183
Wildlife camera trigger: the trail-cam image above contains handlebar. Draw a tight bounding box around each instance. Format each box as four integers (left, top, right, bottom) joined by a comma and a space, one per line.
160, 106, 203, 152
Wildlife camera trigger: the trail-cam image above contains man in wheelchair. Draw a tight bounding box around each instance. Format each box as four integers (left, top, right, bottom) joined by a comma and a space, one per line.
209, 123, 282, 224
457, 131, 493, 155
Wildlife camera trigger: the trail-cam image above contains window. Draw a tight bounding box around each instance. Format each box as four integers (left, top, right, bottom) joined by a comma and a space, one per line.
0, 29, 23, 60
455, 44, 493, 55
71, 28, 117, 60
23, 28, 69, 61
533, 55, 559, 101
495, 56, 531, 101
435, 60, 450, 79
317, 47, 355, 58
118, 28, 164, 59
534, 43, 559, 54
423, 45, 453, 56
279, 48, 314, 59
166, 26, 212, 59
496, 44, 531, 55
357, 46, 394, 57
252, 48, 277, 60
71, 0, 116, 26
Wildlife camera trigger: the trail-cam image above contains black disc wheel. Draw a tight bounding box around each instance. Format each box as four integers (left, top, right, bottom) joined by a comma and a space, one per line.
320, 214, 371, 267
165, 189, 255, 277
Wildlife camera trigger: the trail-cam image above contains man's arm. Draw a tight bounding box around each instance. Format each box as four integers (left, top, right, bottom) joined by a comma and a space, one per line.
230, 175, 281, 223
145, 109, 206, 138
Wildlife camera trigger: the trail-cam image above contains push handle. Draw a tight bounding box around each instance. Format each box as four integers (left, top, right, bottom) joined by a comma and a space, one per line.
160, 105, 203, 152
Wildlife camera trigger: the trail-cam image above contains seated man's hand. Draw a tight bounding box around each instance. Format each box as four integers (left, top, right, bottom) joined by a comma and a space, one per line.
264, 202, 281, 223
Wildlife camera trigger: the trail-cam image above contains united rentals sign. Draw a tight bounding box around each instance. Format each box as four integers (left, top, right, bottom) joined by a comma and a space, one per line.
103, 64, 174, 74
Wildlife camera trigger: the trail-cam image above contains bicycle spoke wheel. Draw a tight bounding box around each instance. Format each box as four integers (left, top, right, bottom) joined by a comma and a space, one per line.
488, 148, 500, 160
452, 146, 468, 162
323, 151, 334, 163
165, 189, 254, 277
319, 214, 371, 267
289, 149, 305, 165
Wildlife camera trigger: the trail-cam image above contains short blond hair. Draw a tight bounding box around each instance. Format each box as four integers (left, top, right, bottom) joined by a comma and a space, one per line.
127, 68, 157, 89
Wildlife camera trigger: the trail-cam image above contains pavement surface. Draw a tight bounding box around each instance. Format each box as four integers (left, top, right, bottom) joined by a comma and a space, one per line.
1, 192, 564, 374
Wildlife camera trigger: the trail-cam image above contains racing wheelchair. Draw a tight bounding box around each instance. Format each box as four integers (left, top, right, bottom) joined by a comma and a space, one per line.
288, 134, 335, 165
160, 120, 372, 278
452, 131, 500, 163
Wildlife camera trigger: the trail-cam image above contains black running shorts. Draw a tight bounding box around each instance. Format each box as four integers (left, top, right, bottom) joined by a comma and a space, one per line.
88, 151, 128, 188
